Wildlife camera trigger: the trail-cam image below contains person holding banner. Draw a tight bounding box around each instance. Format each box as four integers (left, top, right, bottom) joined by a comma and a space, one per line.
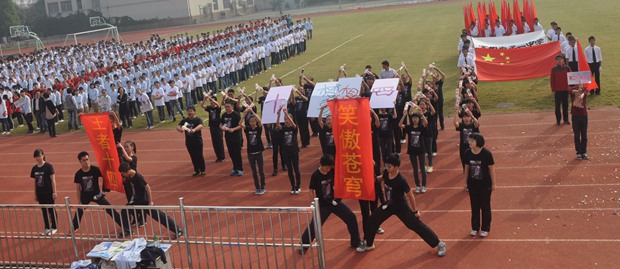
176, 106, 206, 177
550, 54, 572, 125
276, 106, 301, 194
118, 163, 183, 239
464, 133, 495, 238
298, 154, 362, 254
455, 105, 480, 171
570, 86, 589, 160
71, 151, 123, 232
356, 153, 446, 256
201, 96, 226, 163
400, 109, 428, 194
221, 101, 244, 176
242, 108, 266, 195
318, 104, 335, 156
31, 149, 58, 236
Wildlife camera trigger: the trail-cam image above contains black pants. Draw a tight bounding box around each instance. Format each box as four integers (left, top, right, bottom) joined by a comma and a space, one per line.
72, 195, 122, 230
423, 137, 433, 166
283, 150, 301, 189
248, 152, 265, 189
55, 105, 64, 120
372, 134, 381, 176
392, 121, 402, 153
121, 207, 179, 233
263, 124, 272, 145
119, 109, 132, 127
358, 181, 382, 236
310, 118, 319, 135
589, 62, 601, 94
568, 62, 579, 74
297, 115, 310, 146
437, 96, 445, 129
225, 133, 243, 171
37, 194, 57, 229
46, 117, 56, 137
129, 101, 138, 117
572, 115, 588, 155
301, 202, 360, 247
378, 135, 393, 164
210, 126, 226, 160
468, 182, 492, 232
554, 91, 569, 123
409, 151, 427, 187
157, 106, 165, 122
187, 140, 205, 172
165, 102, 173, 118
24, 112, 34, 132
364, 204, 440, 247
271, 136, 286, 170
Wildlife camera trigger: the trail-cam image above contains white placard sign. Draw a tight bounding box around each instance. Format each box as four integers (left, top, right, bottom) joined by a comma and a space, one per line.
567, 71, 592, 85
369, 78, 400, 109
306, 77, 363, 118
261, 85, 293, 124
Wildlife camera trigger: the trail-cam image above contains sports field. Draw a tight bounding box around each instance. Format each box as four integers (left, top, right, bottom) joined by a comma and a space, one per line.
2, 1, 620, 268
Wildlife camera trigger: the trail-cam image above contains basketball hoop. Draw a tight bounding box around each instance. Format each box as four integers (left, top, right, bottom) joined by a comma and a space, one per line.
89, 16, 107, 28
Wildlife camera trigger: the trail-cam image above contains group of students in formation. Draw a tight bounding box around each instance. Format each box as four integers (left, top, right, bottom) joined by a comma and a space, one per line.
0, 15, 313, 135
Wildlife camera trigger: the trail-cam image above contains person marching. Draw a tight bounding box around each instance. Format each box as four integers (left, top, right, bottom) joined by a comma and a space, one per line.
30, 149, 58, 236
176, 106, 206, 176
298, 154, 362, 254
71, 151, 123, 232
356, 154, 446, 257
200, 94, 226, 162
220, 101, 244, 176
463, 133, 496, 238
242, 108, 266, 195
454, 104, 480, 171
275, 105, 301, 194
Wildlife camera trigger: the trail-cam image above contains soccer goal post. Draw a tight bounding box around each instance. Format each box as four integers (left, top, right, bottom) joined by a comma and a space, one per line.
63, 26, 121, 46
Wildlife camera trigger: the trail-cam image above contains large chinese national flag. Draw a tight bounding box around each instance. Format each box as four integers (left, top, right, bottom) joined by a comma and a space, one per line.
81, 113, 125, 193
475, 41, 562, 81
328, 98, 375, 201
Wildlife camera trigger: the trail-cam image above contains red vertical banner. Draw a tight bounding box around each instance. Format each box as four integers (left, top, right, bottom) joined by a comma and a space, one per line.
328, 98, 375, 201
80, 113, 125, 193
513, 0, 523, 34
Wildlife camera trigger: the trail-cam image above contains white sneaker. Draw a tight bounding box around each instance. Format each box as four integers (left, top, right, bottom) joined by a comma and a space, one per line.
437, 241, 446, 257
59, 120, 64, 122
376, 227, 385, 234
469, 230, 478, 237
415, 186, 421, 193
400, 139, 406, 144
40, 229, 50, 236
356, 243, 375, 252
479, 231, 489, 237
421, 186, 427, 193
48, 229, 57, 235
432, 152, 437, 157
18, 125, 24, 127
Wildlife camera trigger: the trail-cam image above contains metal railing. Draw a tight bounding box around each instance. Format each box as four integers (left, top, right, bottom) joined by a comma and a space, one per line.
0, 198, 325, 269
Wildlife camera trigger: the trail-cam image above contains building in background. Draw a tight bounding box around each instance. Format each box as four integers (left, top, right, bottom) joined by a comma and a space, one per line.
43, 0, 257, 20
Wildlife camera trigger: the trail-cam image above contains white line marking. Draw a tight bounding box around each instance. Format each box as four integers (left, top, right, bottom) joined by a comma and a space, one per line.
280, 34, 365, 78
324, 238, 620, 243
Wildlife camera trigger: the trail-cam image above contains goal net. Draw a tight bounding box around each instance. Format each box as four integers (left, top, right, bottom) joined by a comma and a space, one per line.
63, 27, 120, 46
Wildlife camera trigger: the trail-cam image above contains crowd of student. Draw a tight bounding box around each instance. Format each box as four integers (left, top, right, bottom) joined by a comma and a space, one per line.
0, 15, 313, 135
24, 15, 504, 259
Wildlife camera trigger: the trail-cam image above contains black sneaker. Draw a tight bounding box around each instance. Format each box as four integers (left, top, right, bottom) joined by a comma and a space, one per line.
118, 230, 132, 238
272, 169, 278, 176
297, 247, 309, 254
171, 230, 184, 240
192, 171, 200, 177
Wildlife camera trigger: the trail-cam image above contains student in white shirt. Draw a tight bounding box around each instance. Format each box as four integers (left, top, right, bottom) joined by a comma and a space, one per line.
167, 80, 184, 122
152, 81, 166, 123
584, 36, 602, 95
137, 89, 154, 129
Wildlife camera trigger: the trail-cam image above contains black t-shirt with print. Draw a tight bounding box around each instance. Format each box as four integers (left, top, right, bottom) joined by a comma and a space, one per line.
74, 166, 103, 198
403, 124, 426, 154
127, 172, 149, 205
457, 122, 479, 149
377, 113, 393, 138
205, 106, 221, 127
179, 116, 203, 143
319, 125, 335, 156
309, 168, 340, 207
382, 171, 411, 209
221, 111, 241, 137
30, 162, 55, 196
423, 110, 436, 137
245, 125, 264, 153
464, 147, 495, 188
280, 125, 299, 152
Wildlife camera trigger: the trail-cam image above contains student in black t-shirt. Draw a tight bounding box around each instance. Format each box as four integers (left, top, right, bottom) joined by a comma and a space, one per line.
292, 86, 310, 147
299, 154, 361, 254
357, 154, 446, 257
118, 163, 183, 239
71, 151, 123, 231
30, 149, 58, 236
242, 108, 266, 195
176, 106, 206, 176
400, 109, 429, 193
418, 97, 437, 173
118, 140, 144, 226
317, 104, 335, 156
275, 106, 302, 194
453, 105, 480, 171
360, 109, 386, 236
430, 65, 446, 130
463, 133, 496, 238
201, 95, 226, 162
377, 108, 397, 164
220, 101, 244, 176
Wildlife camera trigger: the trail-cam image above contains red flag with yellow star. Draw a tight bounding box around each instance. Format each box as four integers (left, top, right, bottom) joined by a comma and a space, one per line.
475, 41, 562, 81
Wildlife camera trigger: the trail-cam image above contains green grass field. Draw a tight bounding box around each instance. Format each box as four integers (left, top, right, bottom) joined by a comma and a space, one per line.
9, 0, 618, 135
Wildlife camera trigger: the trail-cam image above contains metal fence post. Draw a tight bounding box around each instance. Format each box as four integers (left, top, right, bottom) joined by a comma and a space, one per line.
312, 198, 327, 269
178, 197, 193, 269
64, 197, 79, 261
